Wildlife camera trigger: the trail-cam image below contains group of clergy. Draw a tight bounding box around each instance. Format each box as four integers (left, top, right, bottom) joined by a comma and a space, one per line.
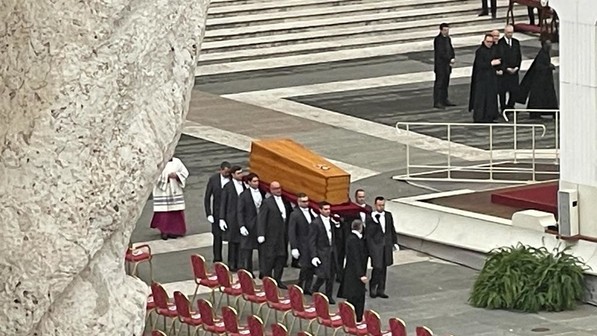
469, 25, 559, 122
204, 161, 399, 322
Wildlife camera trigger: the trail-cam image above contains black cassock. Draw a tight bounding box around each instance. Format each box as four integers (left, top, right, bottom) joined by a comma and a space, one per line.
469, 43, 499, 123
340, 232, 368, 322
518, 47, 558, 118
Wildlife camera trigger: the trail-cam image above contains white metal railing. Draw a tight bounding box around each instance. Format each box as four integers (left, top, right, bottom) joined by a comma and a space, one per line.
395, 121, 558, 183
502, 108, 560, 164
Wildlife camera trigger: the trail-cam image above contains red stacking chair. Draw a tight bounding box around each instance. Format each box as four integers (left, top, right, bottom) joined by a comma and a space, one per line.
313, 292, 343, 336
288, 285, 317, 332
271, 322, 289, 336
190, 254, 220, 303
146, 294, 157, 330
173, 291, 202, 336
364, 310, 402, 336
297, 332, 314, 336
150, 282, 178, 335
389, 317, 408, 336
237, 269, 267, 315
197, 298, 226, 335
338, 301, 368, 335
151, 331, 167, 336
222, 305, 251, 336
125, 243, 153, 280
214, 262, 243, 309
416, 326, 434, 336
247, 314, 266, 336
262, 277, 292, 325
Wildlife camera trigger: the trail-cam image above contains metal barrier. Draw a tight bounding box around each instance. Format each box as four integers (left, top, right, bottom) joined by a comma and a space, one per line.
502, 108, 560, 164
395, 121, 557, 183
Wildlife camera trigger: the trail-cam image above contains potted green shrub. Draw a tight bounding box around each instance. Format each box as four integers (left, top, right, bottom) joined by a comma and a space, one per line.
469, 243, 588, 312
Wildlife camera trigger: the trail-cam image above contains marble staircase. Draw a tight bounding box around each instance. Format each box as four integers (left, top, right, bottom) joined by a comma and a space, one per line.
197, 0, 531, 75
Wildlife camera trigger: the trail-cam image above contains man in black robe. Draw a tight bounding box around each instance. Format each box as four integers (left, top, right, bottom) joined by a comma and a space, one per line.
497, 25, 522, 114
433, 23, 456, 109
288, 192, 314, 293
237, 173, 263, 273
469, 34, 502, 123
309, 201, 341, 304
219, 165, 246, 271
257, 181, 292, 288
365, 196, 398, 299
518, 40, 558, 119
340, 219, 368, 322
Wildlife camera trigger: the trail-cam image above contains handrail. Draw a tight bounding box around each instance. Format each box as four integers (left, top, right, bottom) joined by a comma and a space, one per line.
502, 108, 559, 164
395, 121, 553, 183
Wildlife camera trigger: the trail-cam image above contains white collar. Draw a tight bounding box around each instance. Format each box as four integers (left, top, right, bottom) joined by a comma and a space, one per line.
250, 187, 260, 192
351, 230, 362, 239
273, 195, 282, 199
233, 179, 243, 185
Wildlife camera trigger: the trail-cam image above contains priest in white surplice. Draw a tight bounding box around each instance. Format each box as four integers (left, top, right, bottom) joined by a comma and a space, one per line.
150, 157, 189, 240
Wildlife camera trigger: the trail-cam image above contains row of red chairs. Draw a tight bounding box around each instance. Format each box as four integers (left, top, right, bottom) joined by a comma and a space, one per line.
145, 253, 447, 336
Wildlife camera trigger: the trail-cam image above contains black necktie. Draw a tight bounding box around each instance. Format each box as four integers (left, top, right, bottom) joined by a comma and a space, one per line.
375, 214, 381, 222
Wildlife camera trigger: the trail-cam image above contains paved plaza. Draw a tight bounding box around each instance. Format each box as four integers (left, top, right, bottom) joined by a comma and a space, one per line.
132, 2, 597, 335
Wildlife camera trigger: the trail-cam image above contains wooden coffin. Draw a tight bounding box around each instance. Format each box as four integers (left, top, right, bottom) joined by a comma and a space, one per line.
249, 139, 350, 204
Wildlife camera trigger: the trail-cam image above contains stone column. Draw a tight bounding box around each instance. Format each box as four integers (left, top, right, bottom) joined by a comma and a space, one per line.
549, 0, 597, 237
0, 0, 209, 335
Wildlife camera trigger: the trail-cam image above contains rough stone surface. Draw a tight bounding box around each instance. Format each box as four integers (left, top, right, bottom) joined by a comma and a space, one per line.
0, 0, 209, 334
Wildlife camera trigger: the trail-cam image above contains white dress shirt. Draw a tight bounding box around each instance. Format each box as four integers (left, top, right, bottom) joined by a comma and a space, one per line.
273, 195, 286, 219
300, 207, 312, 223
358, 203, 367, 223
250, 187, 262, 210
233, 179, 244, 195
321, 215, 332, 245
372, 211, 386, 233
220, 174, 230, 188
351, 230, 363, 239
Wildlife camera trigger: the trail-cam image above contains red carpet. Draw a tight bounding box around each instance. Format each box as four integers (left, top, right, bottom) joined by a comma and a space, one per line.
491, 181, 558, 215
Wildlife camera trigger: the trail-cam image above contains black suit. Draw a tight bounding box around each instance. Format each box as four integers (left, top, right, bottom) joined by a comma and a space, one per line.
433, 33, 455, 106
258, 196, 291, 283
481, 0, 497, 17
497, 37, 522, 111
336, 205, 371, 283
237, 188, 263, 272
204, 173, 228, 261
309, 216, 339, 299
340, 232, 368, 322
288, 207, 314, 291
220, 180, 246, 270
365, 211, 397, 296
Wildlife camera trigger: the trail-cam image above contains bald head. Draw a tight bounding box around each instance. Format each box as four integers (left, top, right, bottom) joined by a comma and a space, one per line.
491, 29, 500, 44
504, 25, 514, 39
270, 181, 282, 196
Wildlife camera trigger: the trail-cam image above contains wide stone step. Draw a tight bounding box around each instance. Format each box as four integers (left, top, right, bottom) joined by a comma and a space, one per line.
204, 2, 510, 37
201, 10, 528, 53
195, 33, 537, 76
207, 0, 462, 18
198, 22, 518, 64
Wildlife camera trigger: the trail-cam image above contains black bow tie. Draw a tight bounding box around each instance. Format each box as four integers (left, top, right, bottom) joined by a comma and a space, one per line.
375, 214, 381, 221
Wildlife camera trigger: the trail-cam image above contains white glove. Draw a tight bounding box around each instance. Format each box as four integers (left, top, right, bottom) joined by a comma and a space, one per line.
219, 220, 227, 231
394, 244, 400, 251
207, 215, 214, 224
291, 249, 300, 259
311, 257, 321, 267
240, 226, 249, 236
331, 214, 341, 227
257, 236, 265, 244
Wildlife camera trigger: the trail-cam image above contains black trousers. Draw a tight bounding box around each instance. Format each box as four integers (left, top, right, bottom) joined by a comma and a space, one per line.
263, 255, 286, 283
498, 75, 519, 111
433, 67, 451, 105
213, 227, 223, 262
312, 260, 337, 299
347, 294, 366, 322
481, 0, 497, 15
298, 264, 314, 293
228, 242, 240, 270
528, 6, 535, 25
370, 266, 387, 294
240, 249, 254, 272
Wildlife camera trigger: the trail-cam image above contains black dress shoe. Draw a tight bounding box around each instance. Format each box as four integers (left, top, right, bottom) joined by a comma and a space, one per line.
328, 298, 336, 304
160, 234, 168, 240
433, 104, 445, 109
444, 101, 457, 106
378, 293, 389, 299
478, 10, 489, 16
369, 292, 378, 298
278, 283, 288, 290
